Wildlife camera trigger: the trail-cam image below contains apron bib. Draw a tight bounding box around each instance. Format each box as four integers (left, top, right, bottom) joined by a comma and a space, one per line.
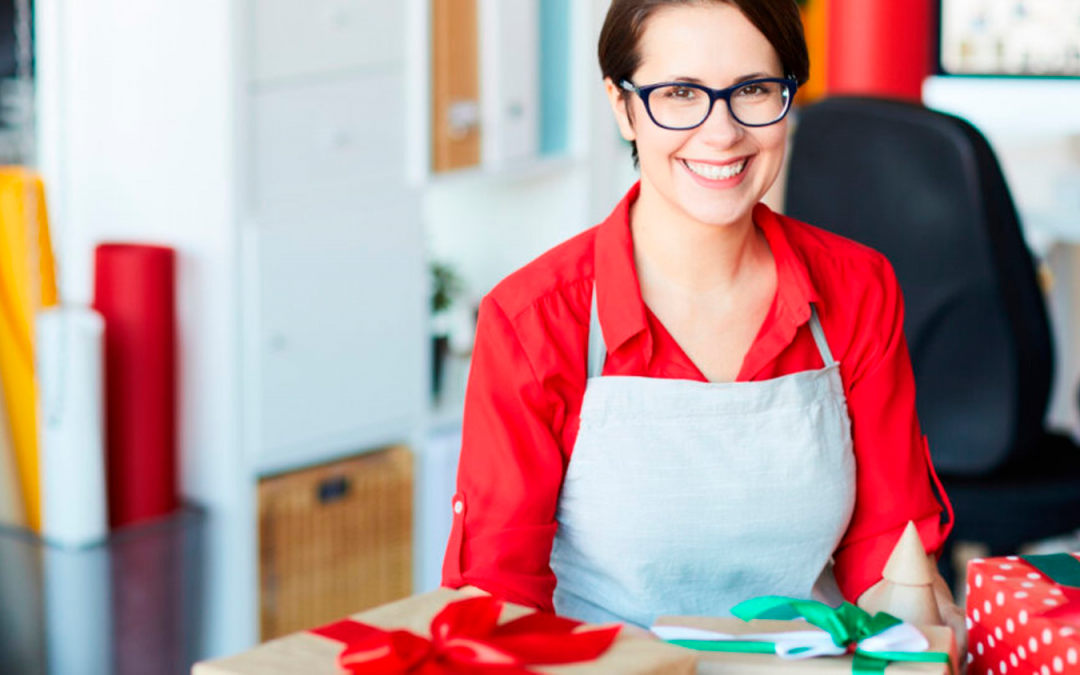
550, 289, 856, 627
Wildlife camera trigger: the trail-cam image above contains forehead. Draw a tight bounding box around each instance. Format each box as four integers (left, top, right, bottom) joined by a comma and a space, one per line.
635, 3, 783, 84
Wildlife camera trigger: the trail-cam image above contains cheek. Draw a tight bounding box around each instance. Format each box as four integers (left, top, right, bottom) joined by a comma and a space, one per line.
759, 126, 788, 155
636, 126, 689, 165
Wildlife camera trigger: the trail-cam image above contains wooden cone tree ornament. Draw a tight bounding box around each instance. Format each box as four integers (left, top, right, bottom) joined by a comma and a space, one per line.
874, 521, 944, 626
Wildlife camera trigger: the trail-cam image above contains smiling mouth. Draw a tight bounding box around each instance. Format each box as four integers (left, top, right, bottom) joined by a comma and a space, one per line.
680, 158, 748, 181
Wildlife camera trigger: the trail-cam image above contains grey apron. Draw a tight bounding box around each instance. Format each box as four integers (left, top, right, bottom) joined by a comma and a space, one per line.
550, 289, 856, 627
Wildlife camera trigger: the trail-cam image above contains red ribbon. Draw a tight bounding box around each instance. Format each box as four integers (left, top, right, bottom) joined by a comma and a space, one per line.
310, 596, 622, 674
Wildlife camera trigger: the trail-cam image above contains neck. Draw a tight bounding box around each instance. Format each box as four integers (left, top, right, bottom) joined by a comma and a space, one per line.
630, 181, 768, 301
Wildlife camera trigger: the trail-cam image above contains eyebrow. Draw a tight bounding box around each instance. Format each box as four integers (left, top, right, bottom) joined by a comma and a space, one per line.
664, 72, 772, 86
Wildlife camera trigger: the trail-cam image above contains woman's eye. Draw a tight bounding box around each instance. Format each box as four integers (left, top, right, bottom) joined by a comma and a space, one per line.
737, 83, 768, 97
667, 87, 696, 99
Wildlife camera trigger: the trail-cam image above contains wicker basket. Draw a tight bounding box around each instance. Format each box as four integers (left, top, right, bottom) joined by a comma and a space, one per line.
258, 446, 413, 640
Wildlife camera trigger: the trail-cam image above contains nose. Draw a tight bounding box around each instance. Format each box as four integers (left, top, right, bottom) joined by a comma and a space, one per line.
696, 98, 743, 147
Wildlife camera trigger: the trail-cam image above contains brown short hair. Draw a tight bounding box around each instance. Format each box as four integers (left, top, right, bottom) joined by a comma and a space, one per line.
598, 0, 809, 164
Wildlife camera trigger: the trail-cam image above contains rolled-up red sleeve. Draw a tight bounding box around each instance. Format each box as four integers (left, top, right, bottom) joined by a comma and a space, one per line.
832, 255, 953, 603
441, 294, 566, 611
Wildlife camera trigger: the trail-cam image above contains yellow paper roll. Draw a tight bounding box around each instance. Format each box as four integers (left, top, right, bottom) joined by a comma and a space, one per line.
0, 168, 59, 531
798, 0, 829, 105
0, 378, 22, 526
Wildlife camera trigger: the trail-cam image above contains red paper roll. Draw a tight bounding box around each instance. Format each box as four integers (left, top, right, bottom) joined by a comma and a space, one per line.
93, 244, 177, 529
827, 0, 933, 102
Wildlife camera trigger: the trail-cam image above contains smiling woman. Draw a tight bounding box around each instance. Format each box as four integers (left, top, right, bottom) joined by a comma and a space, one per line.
442, 0, 964, 649
603, 2, 795, 232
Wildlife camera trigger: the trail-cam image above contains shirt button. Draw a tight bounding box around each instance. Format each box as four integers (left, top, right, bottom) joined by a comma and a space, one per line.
453, 500, 464, 515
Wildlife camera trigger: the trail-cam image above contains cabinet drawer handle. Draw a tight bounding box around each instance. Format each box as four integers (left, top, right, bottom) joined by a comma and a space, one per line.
447, 100, 480, 141
317, 475, 351, 504
324, 5, 352, 30
322, 127, 353, 151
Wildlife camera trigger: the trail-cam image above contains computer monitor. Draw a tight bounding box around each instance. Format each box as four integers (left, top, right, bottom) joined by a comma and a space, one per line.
938, 0, 1080, 77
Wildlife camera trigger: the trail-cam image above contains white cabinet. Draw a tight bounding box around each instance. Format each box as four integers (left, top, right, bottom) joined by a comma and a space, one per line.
252, 193, 425, 473
252, 0, 405, 83
248, 4, 424, 474
478, 0, 540, 168
250, 73, 408, 211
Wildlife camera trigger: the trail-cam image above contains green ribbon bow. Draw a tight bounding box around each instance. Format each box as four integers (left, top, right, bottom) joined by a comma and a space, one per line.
662, 596, 953, 674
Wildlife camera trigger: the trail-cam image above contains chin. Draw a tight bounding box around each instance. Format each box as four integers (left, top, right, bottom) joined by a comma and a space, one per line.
685, 205, 750, 228
660, 161, 769, 228
672, 186, 756, 229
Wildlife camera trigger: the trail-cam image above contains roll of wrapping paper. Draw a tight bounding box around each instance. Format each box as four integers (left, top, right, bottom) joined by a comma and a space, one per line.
826, 0, 933, 102
0, 168, 60, 531
93, 244, 177, 529
37, 306, 108, 547
796, 0, 828, 105
0, 381, 23, 526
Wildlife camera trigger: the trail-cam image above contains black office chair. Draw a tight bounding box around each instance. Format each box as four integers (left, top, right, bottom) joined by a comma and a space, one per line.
784, 96, 1080, 588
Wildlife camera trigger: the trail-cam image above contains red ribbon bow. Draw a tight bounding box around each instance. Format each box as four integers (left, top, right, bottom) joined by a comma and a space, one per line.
310, 596, 622, 674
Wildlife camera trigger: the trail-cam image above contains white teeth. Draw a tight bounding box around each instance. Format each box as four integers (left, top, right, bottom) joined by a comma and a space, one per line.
684, 158, 747, 180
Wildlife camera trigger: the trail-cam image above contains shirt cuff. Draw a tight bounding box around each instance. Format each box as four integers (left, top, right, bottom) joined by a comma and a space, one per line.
440, 492, 559, 611
833, 512, 948, 604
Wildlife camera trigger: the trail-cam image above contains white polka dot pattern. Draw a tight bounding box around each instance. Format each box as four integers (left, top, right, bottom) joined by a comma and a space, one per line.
965, 553, 1080, 675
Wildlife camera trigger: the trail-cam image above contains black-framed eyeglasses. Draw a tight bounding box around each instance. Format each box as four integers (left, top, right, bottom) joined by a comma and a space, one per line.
619, 77, 798, 129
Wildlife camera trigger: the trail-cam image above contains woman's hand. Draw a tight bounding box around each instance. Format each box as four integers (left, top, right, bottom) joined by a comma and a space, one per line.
930, 557, 968, 670
857, 556, 968, 673
454, 584, 491, 597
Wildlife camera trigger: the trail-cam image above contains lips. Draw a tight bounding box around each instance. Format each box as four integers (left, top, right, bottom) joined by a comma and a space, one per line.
681, 157, 748, 181
677, 154, 754, 189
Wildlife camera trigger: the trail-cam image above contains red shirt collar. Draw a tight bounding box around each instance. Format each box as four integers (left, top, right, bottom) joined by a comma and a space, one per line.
594, 182, 820, 363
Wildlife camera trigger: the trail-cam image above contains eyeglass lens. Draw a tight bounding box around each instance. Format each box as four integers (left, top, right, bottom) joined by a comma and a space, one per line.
647, 81, 791, 128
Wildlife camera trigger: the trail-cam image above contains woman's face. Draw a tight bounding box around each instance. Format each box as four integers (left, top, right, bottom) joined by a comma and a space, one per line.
607, 3, 789, 229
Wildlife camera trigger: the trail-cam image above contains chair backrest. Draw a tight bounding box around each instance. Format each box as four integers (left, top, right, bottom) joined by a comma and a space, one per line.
784, 97, 1052, 475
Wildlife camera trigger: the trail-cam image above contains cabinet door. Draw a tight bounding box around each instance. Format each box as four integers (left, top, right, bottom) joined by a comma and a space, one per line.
478, 0, 539, 167
250, 72, 406, 214
431, 0, 482, 172
249, 192, 426, 472
252, 0, 404, 84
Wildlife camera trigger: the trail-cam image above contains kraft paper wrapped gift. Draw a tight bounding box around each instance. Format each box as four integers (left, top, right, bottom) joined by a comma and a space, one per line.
654, 601, 956, 674
193, 588, 696, 674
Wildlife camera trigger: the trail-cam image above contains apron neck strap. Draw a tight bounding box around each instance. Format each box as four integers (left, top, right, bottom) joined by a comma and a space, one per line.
587, 290, 836, 379
588, 285, 607, 378
807, 304, 837, 368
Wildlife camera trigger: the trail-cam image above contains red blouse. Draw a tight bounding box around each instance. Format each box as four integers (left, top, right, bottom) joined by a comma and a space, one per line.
443, 182, 952, 611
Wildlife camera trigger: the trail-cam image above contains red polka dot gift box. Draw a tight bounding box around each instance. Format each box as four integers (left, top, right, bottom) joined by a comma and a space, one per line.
966, 552, 1080, 674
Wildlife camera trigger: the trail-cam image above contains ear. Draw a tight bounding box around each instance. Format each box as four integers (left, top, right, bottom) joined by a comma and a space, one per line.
604, 78, 637, 143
